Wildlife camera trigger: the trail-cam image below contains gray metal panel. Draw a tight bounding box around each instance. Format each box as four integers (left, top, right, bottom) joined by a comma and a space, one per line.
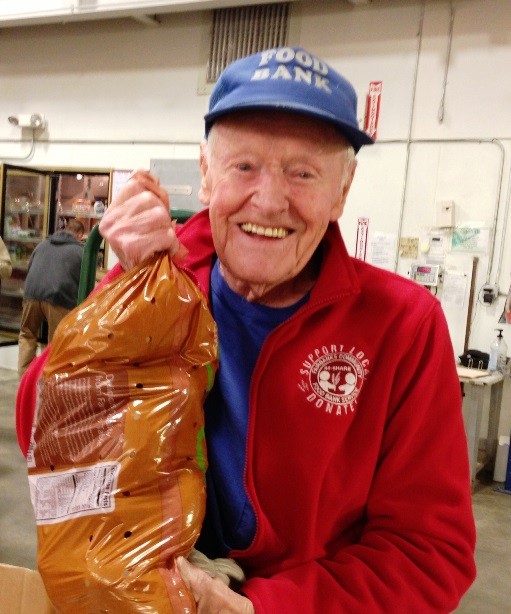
150, 159, 202, 214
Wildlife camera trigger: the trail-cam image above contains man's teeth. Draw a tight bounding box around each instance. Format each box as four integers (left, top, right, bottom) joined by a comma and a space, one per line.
240, 223, 289, 238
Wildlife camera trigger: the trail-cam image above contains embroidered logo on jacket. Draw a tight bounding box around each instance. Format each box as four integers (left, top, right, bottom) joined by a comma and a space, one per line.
298, 345, 369, 416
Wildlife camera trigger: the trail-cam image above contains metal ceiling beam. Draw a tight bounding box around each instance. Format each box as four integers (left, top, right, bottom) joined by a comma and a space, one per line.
131, 13, 162, 26
0, 0, 298, 29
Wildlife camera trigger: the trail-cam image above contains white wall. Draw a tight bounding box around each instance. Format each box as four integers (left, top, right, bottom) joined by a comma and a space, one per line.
1, 0, 510, 434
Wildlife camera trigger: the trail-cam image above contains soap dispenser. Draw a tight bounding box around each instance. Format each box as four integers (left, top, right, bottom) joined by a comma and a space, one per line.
488, 329, 508, 373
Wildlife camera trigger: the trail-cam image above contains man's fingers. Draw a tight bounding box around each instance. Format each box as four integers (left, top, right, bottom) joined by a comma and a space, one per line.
129, 170, 170, 209
110, 169, 169, 211
177, 556, 210, 600
177, 556, 254, 614
98, 168, 186, 269
177, 556, 192, 588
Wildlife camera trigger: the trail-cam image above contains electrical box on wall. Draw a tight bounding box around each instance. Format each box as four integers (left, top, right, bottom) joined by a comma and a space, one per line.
436, 200, 455, 228
483, 284, 499, 304
410, 263, 442, 286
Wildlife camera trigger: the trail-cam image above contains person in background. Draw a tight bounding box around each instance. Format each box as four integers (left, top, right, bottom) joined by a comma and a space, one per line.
17, 218, 84, 376
17, 47, 476, 612
0, 235, 13, 280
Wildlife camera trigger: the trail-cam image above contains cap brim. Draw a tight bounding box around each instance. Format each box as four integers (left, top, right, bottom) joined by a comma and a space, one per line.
204, 100, 374, 153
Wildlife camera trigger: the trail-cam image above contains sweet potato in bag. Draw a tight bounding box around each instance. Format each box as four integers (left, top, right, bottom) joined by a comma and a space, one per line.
26, 253, 218, 613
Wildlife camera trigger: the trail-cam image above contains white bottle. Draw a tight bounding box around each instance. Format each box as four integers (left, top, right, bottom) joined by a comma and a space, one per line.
93, 200, 105, 215
488, 329, 508, 373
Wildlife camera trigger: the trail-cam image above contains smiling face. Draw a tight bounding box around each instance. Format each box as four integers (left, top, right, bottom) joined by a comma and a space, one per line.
199, 111, 357, 306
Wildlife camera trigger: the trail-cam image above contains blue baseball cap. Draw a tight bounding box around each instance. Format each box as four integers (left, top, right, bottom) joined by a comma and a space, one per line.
204, 46, 374, 153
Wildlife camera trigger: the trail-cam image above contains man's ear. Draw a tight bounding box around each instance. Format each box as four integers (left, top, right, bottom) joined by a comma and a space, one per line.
330, 158, 357, 222
198, 140, 211, 206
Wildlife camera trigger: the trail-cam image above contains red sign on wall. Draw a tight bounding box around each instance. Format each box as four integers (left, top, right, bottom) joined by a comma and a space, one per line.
355, 217, 369, 261
364, 81, 382, 140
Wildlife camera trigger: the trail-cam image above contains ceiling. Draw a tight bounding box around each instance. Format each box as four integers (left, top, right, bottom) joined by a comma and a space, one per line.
0, 0, 293, 28
0, 1, 372, 29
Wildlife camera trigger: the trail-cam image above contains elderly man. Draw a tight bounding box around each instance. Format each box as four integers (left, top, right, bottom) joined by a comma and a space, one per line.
18, 47, 475, 613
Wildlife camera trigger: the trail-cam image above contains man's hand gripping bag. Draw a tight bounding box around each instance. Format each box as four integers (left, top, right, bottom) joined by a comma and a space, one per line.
26, 253, 218, 613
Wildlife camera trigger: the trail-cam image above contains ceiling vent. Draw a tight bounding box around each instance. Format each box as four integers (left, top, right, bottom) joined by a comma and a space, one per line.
206, 3, 290, 84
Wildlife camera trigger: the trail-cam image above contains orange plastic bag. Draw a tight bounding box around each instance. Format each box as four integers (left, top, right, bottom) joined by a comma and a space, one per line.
27, 253, 217, 613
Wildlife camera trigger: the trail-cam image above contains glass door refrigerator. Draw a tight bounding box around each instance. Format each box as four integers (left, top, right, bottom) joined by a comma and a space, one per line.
0, 163, 111, 333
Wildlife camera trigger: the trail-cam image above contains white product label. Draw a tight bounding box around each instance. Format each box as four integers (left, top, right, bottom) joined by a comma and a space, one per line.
29, 462, 120, 525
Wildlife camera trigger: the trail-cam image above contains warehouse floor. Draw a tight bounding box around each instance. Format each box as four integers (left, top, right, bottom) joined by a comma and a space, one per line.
1, 366, 510, 612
